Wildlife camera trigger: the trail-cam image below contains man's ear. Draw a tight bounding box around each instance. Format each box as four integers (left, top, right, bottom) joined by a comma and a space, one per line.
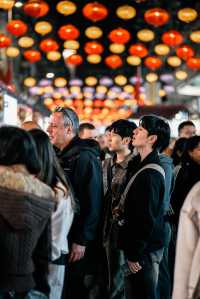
122, 137, 131, 145
65, 125, 73, 135
148, 135, 157, 147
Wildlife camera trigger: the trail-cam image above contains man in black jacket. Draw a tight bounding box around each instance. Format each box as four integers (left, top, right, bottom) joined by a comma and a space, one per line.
47, 107, 103, 299
119, 115, 171, 299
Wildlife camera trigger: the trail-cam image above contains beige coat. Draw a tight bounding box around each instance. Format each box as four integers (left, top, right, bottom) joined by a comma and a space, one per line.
172, 181, 200, 299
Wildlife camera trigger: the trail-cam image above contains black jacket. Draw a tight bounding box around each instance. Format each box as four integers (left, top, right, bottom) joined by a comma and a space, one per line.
171, 156, 200, 226
119, 151, 166, 262
56, 136, 103, 246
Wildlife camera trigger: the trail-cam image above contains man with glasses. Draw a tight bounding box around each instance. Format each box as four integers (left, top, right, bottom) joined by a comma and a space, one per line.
47, 107, 103, 299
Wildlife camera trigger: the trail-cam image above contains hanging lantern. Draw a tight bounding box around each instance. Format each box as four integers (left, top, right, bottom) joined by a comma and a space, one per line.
0, 0, 15, 10
116, 5, 136, 20
154, 44, 170, 56
83, 2, 108, 22
6, 20, 28, 36
186, 57, 200, 70
108, 28, 131, 44
18, 36, 34, 48
109, 43, 125, 54
85, 26, 103, 39
105, 55, 122, 68
190, 31, 200, 43
124, 85, 135, 93
24, 77, 36, 87
23, 0, 49, 18
129, 43, 148, 58
144, 8, 170, 27
178, 8, 198, 23
66, 54, 83, 65
40, 39, 59, 52
47, 51, 61, 61
114, 75, 127, 86
23, 50, 41, 63
54, 77, 67, 87
162, 30, 183, 47
137, 29, 155, 42
127, 55, 141, 66
146, 73, 158, 83
144, 56, 162, 70
58, 24, 80, 40
34, 21, 52, 35
167, 56, 182, 67
0, 34, 11, 48
84, 41, 103, 55
175, 70, 188, 80
87, 54, 101, 64
56, 1, 77, 16
176, 45, 194, 60
63, 40, 79, 50
6, 46, 20, 57
85, 76, 97, 86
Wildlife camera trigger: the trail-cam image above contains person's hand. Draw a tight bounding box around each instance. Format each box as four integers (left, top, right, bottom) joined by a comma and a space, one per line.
127, 261, 142, 274
69, 243, 86, 262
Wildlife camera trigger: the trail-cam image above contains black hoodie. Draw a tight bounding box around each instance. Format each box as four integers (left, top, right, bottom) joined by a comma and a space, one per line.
56, 136, 103, 246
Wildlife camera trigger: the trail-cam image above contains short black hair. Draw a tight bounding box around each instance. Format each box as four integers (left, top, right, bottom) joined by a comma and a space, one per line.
186, 135, 200, 152
79, 123, 95, 133
140, 115, 171, 152
0, 126, 40, 175
110, 119, 137, 139
178, 121, 195, 134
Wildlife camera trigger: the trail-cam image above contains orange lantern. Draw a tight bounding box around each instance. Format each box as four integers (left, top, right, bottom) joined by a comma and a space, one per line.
144, 56, 162, 70
186, 57, 200, 70
0, 34, 11, 48
84, 41, 104, 54
23, 0, 49, 18
66, 54, 83, 65
162, 30, 183, 47
108, 28, 131, 44
58, 24, 80, 40
0, 0, 15, 10
144, 8, 170, 27
105, 55, 122, 68
83, 2, 108, 22
40, 39, 59, 52
6, 20, 27, 36
23, 50, 41, 63
176, 45, 194, 60
129, 44, 148, 58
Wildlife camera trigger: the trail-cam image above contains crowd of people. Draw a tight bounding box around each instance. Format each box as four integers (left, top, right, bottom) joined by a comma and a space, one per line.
0, 108, 199, 299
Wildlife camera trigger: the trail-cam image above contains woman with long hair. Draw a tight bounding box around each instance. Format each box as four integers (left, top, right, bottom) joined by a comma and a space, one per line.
0, 126, 55, 299
29, 129, 74, 299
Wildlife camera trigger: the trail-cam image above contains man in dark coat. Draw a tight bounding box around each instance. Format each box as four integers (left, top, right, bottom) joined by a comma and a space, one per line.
47, 107, 103, 299
119, 115, 171, 299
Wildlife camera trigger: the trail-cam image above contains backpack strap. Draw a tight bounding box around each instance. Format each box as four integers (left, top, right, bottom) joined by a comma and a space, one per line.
115, 163, 165, 216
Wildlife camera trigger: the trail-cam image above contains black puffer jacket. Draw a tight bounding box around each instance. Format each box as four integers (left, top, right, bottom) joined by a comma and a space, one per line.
56, 136, 103, 246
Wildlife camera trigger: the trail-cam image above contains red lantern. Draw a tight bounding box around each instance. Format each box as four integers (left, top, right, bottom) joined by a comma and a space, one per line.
23, 0, 49, 18
176, 45, 194, 60
0, 34, 11, 48
105, 55, 122, 68
144, 56, 162, 70
58, 24, 80, 40
162, 30, 183, 47
23, 50, 41, 63
40, 39, 59, 52
6, 20, 27, 37
66, 54, 83, 65
84, 41, 104, 54
144, 8, 170, 27
129, 44, 148, 58
186, 57, 200, 70
83, 2, 108, 22
108, 28, 131, 44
